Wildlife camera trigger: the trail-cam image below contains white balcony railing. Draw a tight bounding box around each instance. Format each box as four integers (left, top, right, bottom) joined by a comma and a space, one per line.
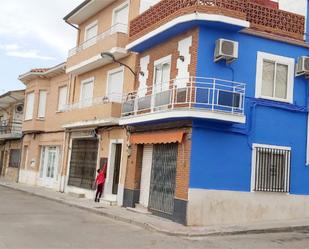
62, 93, 123, 112
121, 77, 246, 119
68, 23, 128, 58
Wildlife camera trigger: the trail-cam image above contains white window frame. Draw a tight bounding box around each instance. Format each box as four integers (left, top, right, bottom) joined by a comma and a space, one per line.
57, 85, 68, 112
112, 1, 129, 33
153, 55, 172, 90
255, 52, 295, 104
37, 90, 47, 119
80, 77, 95, 107
251, 143, 291, 193
84, 20, 98, 42
25, 92, 35, 121
106, 66, 125, 103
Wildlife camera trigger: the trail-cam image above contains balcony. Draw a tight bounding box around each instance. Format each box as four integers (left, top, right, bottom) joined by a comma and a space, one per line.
66, 24, 129, 75
0, 119, 22, 140
127, 0, 305, 52
120, 77, 246, 125
61, 94, 122, 129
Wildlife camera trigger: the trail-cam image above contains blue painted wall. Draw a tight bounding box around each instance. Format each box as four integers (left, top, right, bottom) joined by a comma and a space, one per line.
190, 25, 309, 195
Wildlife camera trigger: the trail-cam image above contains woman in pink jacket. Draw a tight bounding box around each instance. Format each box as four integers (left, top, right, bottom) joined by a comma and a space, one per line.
95, 164, 107, 202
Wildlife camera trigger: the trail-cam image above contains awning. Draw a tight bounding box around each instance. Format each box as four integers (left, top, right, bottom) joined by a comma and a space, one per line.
131, 131, 184, 145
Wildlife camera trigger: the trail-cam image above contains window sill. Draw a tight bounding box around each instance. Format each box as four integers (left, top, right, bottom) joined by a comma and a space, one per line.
256, 96, 293, 104
36, 118, 46, 121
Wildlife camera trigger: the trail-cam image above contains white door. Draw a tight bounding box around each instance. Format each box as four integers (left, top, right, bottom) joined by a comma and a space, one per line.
113, 3, 129, 33
40, 147, 59, 187
139, 145, 153, 207
81, 79, 94, 107
107, 68, 124, 103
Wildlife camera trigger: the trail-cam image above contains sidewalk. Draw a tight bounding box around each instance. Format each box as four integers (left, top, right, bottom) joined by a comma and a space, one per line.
1, 179, 309, 237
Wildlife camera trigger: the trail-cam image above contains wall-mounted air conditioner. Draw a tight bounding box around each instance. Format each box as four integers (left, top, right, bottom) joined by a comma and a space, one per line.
296, 56, 309, 77
214, 39, 239, 63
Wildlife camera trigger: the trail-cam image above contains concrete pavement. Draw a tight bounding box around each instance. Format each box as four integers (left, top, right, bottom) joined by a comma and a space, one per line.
1, 179, 309, 238
1, 186, 309, 249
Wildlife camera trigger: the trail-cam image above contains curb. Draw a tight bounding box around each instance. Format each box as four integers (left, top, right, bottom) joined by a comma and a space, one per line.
1, 183, 309, 237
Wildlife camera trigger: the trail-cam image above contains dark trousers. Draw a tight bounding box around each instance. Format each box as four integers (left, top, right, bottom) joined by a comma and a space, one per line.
95, 183, 104, 200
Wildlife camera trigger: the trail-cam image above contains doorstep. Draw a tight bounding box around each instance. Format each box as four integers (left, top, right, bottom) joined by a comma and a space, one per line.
1, 178, 309, 237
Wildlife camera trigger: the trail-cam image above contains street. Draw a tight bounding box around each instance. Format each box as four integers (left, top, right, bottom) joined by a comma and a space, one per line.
0, 186, 309, 249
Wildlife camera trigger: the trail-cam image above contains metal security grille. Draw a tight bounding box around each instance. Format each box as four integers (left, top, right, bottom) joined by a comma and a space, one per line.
149, 143, 178, 215
254, 146, 291, 193
9, 149, 21, 168
68, 138, 98, 190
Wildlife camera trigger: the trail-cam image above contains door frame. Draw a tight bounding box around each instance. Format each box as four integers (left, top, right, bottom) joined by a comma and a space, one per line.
104, 139, 124, 202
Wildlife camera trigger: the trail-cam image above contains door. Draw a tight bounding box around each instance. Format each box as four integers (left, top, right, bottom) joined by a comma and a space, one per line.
68, 139, 99, 190
139, 145, 153, 207
107, 68, 124, 103
112, 144, 122, 195
149, 143, 178, 215
0, 151, 4, 176
113, 3, 129, 33
153, 61, 171, 110
80, 79, 94, 107
40, 147, 59, 187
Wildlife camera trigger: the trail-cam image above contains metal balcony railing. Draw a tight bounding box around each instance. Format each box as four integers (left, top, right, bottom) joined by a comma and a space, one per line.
121, 77, 246, 118
0, 119, 22, 136
68, 23, 128, 58
129, 0, 305, 41
62, 93, 123, 112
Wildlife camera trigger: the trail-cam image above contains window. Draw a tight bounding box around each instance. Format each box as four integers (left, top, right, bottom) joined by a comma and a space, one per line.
107, 67, 124, 103
58, 86, 68, 111
25, 92, 35, 120
9, 149, 21, 168
112, 2, 129, 33
256, 52, 294, 103
139, 0, 160, 13
80, 78, 94, 107
38, 90, 47, 118
84, 21, 98, 48
153, 55, 171, 92
252, 144, 291, 193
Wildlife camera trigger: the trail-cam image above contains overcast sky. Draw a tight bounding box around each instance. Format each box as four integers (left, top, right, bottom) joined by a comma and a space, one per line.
0, 0, 84, 93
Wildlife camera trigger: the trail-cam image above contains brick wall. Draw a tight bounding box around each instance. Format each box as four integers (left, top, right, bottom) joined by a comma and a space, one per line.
136, 28, 199, 90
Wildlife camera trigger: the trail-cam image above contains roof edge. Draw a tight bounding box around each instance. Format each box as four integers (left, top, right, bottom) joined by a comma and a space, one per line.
63, 0, 92, 22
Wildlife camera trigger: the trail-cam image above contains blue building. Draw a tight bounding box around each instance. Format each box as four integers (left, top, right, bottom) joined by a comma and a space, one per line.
121, 0, 309, 226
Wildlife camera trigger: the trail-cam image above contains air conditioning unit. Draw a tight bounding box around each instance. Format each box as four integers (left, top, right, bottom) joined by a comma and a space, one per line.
214, 39, 239, 63
15, 104, 24, 114
296, 56, 309, 76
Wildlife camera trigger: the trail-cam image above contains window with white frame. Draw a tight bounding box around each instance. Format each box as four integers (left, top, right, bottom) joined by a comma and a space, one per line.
80, 78, 94, 107
107, 67, 124, 103
153, 55, 171, 93
256, 52, 294, 103
112, 2, 129, 33
38, 90, 47, 118
252, 144, 291, 193
84, 21, 98, 48
25, 92, 35, 120
58, 86, 68, 111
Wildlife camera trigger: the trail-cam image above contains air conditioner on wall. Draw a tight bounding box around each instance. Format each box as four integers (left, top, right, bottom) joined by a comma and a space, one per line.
296, 56, 309, 77
214, 38, 239, 63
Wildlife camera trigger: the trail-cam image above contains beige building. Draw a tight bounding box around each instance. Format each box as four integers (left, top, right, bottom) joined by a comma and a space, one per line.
0, 90, 24, 182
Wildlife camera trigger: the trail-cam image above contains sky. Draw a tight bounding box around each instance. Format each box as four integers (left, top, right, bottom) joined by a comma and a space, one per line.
0, 0, 84, 93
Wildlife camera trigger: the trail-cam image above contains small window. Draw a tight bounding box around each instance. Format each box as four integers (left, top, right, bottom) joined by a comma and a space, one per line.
256, 52, 294, 103
38, 90, 47, 118
107, 68, 124, 103
25, 92, 35, 120
80, 78, 94, 107
58, 86, 68, 111
9, 149, 21, 168
252, 145, 291, 193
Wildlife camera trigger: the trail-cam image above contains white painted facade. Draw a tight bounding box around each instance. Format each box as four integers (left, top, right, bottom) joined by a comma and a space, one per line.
187, 189, 309, 226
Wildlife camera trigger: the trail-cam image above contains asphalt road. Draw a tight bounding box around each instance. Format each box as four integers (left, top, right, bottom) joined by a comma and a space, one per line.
0, 186, 309, 249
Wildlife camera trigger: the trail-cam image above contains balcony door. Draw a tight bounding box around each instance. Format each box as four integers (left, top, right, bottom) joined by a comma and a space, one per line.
107, 68, 124, 103
152, 56, 171, 110
80, 78, 94, 107
112, 2, 129, 33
